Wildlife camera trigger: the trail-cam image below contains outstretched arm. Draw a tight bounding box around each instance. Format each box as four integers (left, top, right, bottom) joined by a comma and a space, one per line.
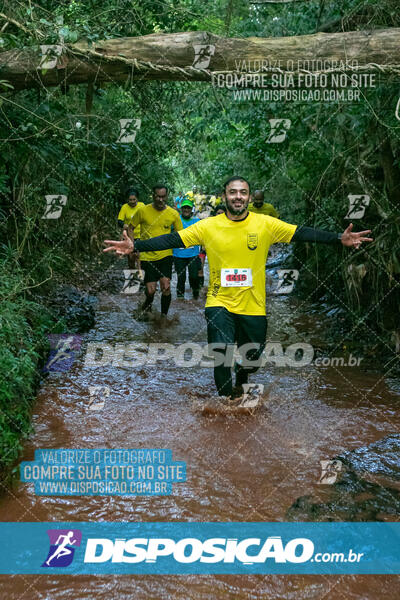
292, 223, 373, 249
103, 230, 185, 255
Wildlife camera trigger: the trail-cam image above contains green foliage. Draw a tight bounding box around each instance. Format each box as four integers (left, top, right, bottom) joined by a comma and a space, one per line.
0, 256, 54, 477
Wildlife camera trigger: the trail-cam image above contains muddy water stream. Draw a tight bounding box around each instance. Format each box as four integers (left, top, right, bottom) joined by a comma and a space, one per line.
1, 262, 399, 599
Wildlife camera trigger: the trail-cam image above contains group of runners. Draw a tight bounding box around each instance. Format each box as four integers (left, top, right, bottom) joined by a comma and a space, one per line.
106, 176, 373, 399
116, 185, 280, 310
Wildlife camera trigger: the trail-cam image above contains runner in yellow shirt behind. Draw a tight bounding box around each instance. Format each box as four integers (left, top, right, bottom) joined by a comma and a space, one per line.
129, 184, 182, 316
248, 189, 279, 218
117, 187, 144, 270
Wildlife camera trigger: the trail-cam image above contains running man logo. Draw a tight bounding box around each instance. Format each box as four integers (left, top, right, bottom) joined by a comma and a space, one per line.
345, 195, 370, 220
43, 334, 82, 373
275, 270, 299, 294
42, 195, 67, 220
116, 119, 141, 143
42, 529, 82, 568
317, 459, 343, 485
266, 119, 291, 143
37, 45, 63, 69
88, 385, 110, 411
122, 269, 144, 294
247, 233, 258, 250
242, 384, 264, 408
192, 44, 215, 69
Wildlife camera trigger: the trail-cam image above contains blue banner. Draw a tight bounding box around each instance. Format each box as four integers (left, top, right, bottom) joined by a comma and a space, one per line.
0, 522, 399, 574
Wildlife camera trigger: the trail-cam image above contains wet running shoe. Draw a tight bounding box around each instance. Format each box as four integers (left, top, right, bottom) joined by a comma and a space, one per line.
133, 304, 152, 321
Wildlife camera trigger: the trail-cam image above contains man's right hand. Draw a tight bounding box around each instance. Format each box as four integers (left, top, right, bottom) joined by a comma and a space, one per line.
103, 229, 134, 255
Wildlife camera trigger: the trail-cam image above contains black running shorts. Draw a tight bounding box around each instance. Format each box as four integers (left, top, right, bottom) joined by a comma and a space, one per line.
141, 256, 173, 283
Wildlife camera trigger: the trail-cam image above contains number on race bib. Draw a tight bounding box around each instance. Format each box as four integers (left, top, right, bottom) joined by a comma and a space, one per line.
221, 268, 253, 287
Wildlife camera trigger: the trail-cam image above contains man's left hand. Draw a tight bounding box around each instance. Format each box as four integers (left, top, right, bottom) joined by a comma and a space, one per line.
341, 223, 373, 249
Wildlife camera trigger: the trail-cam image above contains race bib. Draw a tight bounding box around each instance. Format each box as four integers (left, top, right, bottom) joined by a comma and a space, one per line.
221, 268, 253, 287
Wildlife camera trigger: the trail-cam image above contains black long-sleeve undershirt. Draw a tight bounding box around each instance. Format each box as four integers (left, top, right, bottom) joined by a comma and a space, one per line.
135, 232, 184, 252
133, 225, 339, 253
291, 226, 339, 244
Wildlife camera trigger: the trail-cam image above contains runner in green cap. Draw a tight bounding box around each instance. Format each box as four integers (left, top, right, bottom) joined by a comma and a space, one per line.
173, 199, 201, 300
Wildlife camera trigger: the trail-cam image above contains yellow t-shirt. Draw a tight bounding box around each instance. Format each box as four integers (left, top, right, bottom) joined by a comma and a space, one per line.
131, 204, 183, 261
248, 202, 279, 218
118, 202, 145, 238
178, 212, 296, 315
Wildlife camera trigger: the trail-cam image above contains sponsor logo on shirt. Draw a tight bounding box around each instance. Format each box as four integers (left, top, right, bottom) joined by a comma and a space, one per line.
247, 233, 258, 250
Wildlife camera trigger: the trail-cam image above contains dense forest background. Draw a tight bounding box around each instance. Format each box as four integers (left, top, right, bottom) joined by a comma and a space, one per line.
0, 0, 399, 473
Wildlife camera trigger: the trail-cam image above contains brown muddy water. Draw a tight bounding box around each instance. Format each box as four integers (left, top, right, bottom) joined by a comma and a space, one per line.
1, 262, 399, 599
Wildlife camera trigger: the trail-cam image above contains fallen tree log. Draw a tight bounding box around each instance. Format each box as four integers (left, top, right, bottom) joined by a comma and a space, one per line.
1, 28, 400, 91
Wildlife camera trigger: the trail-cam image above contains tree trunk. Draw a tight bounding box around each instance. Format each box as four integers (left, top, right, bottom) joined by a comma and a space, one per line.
1, 29, 400, 91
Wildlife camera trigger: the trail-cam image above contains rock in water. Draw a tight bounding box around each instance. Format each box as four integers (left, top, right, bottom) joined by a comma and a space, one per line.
339, 434, 400, 480
286, 434, 400, 522
48, 284, 97, 332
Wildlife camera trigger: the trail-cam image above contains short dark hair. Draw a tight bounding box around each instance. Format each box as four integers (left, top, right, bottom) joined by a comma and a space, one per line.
152, 184, 169, 194
126, 187, 140, 198
223, 176, 251, 193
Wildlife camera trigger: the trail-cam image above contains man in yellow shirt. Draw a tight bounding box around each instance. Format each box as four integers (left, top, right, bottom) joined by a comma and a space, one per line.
105, 177, 372, 397
129, 184, 182, 316
248, 189, 279, 218
117, 187, 144, 269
